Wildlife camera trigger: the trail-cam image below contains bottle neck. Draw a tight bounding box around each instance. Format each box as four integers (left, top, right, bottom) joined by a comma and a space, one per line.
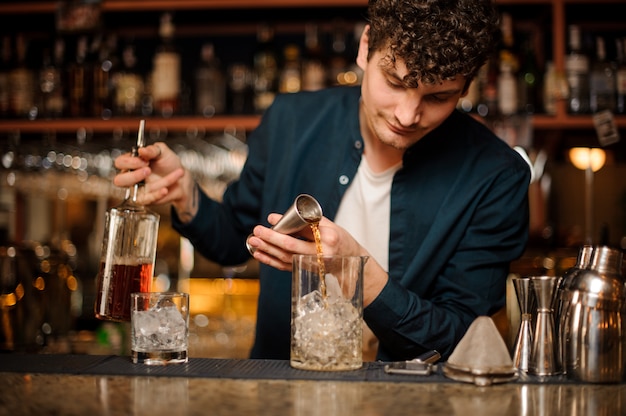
124, 144, 144, 206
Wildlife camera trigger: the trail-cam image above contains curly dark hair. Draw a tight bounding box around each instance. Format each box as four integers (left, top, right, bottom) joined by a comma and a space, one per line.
367, 0, 501, 89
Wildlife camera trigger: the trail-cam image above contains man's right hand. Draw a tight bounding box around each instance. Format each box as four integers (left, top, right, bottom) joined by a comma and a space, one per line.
113, 142, 198, 222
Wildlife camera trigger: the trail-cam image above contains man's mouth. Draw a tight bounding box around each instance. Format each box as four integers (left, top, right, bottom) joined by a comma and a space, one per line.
386, 121, 415, 135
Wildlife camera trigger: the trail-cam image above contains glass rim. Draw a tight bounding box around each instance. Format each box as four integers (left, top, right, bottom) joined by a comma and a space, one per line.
130, 291, 189, 298
292, 254, 369, 260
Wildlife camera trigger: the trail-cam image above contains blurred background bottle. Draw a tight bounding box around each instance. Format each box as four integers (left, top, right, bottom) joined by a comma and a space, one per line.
252, 23, 278, 114
517, 39, 539, 115
497, 13, 519, 117
278, 44, 302, 94
114, 40, 144, 116
0, 36, 10, 118
327, 21, 348, 87
9, 34, 36, 119
67, 35, 90, 117
302, 23, 326, 92
228, 63, 253, 114
194, 43, 226, 117
616, 38, 626, 115
565, 25, 590, 114
39, 38, 65, 119
151, 13, 180, 118
589, 36, 616, 113
92, 34, 117, 120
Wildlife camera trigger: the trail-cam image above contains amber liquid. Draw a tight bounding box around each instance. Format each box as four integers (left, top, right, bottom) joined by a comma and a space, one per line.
310, 222, 326, 298
95, 262, 153, 322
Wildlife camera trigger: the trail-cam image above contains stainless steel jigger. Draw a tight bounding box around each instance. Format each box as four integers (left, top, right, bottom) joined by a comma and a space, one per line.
246, 194, 323, 255
512, 276, 534, 373
529, 275, 560, 376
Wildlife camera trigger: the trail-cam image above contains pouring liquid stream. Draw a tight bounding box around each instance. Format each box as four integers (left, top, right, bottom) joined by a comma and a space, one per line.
311, 222, 327, 300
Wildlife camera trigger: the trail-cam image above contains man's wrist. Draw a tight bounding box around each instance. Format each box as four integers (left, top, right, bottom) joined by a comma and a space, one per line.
173, 174, 199, 224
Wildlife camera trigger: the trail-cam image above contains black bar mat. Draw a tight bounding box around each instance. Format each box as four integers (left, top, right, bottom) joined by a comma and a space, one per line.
0, 353, 454, 383
0, 353, 585, 384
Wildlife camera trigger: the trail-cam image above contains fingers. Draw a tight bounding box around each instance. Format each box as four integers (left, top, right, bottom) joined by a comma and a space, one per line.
114, 152, 148, 171
144, 168, 185, 194
248, 226, 317, 270
140, 142, 164, 161
250, 246, 292, 272
154, 143, 162, 158
113, 167, 149, 188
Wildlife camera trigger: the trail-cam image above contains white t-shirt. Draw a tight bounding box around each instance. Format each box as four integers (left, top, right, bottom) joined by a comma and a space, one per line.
334, 155, 402, 361
334, 156, 401, 272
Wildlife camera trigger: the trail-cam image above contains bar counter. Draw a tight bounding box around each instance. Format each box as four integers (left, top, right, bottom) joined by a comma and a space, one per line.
0, 354, 624, 415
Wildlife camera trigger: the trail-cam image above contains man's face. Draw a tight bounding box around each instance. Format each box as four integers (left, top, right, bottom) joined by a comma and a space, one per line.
356, 28, 467, 151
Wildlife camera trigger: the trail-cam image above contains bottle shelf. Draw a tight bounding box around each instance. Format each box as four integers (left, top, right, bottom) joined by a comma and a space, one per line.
1, 0, 625, 136
0, 0, 368, 14
0, 113, 624, 135
0, 116, 261, 134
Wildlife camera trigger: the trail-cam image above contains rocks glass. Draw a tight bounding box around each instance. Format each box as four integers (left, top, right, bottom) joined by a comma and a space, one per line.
131, 292, 190, 365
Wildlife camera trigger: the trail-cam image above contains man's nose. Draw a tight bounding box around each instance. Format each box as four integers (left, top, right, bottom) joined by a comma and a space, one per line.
394, 93, 421, 127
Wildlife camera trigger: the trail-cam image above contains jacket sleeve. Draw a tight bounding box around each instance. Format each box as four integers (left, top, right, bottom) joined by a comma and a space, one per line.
171, 99, 279, 266
364, 147, 530, 361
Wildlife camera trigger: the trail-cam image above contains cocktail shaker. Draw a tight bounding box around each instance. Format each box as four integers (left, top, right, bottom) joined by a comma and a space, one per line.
562, 246, 625, 383
556, 245, 593, 372
94, 120, 160, 322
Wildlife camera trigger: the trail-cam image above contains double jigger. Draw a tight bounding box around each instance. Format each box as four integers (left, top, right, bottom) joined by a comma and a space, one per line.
512, 275, 560, 376
246, 194, 323, 255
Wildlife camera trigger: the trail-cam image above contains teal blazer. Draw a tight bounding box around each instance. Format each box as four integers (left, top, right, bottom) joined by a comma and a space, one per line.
173, 86, 530, 360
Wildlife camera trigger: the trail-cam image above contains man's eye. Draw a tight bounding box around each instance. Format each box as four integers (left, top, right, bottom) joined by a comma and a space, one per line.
426, 95, 448, 103
385, 79, 404, 89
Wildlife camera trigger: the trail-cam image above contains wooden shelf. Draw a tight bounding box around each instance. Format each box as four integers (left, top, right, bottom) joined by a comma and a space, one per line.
1, 0, 625, 136
1, 114, 624, 135
0, 116, 261, 134
0, 0, 368, 14
1, 0, 595, 14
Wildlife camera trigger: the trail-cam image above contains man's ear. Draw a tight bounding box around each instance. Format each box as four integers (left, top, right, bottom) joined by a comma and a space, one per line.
356, 25, 370, 71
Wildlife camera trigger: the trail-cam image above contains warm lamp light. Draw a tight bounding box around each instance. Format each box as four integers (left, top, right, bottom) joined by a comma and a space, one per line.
569, 147, 606, 172
568, 147, 606, 244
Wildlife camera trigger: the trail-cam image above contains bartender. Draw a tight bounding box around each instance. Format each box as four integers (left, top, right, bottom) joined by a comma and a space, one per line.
114, 0, 530, 361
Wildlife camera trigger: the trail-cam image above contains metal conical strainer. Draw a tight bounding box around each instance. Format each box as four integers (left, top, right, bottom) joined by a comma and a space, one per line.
443, 316, 518, 386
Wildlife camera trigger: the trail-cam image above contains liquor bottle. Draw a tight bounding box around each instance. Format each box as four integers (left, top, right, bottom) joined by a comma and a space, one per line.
114, 40, 144, 116
589, 36, 617, 113
542, 61, 557, 115
517, 39, 538, 114
194, 43, 226, 117
278, 45, 302, 94
39, 38, 65, 118
344, 22, 366, 86
616, 38, 626, 115
152, 13, 180, 118
95, 121, 159, 323
496, 13, 518, 116
9, 33, 36, 119
228, 63, 253, 114
67, 35, 90, 117
0, 36, 12, 118
565, 25, 590, 114
497, 60, 518, 116
328, 22, 348, 86
252, 23, 278, 113
477, 59, 498, 118
302, 23, 326, 92
92, 34, 117, 119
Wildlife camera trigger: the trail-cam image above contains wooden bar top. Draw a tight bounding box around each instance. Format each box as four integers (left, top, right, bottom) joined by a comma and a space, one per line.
0, 354, 625, 415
